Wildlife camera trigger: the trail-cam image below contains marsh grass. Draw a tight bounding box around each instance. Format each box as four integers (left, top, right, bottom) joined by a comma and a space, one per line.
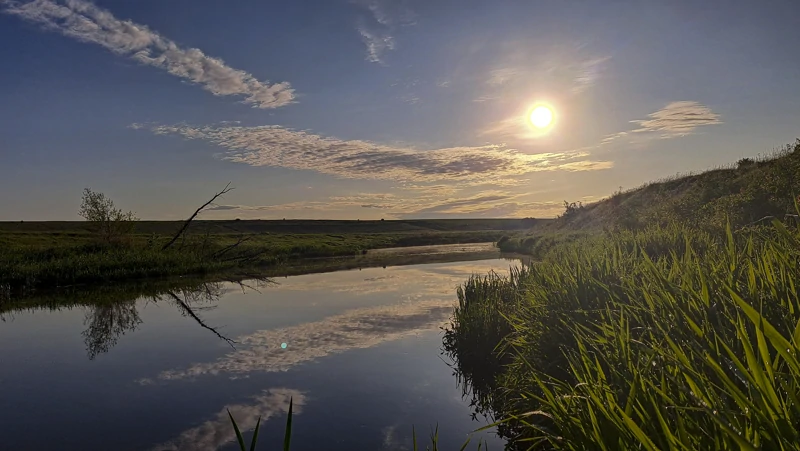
446, 211, 800, 449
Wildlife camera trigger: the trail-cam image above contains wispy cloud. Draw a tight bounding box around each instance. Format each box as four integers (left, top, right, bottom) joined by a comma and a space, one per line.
353, 0, 415, 64
357, 20, 395, 64
486, 67, 519, 86
572, 56, 611, 94
471, 41, 612, 104
1, 0, 295, 108
151, 388, 304, 451
140, 123, 612, 184
629, 101, 722, 137
591, 101, 723, 151
199, 189, 573, 220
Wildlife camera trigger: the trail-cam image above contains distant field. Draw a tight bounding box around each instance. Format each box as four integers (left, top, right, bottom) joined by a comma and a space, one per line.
0, 218, 542, 235
0, 218, 546, 296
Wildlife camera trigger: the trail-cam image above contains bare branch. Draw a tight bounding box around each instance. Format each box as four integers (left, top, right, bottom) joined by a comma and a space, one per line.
209, 235, 252, 259
162, 183, 234, 251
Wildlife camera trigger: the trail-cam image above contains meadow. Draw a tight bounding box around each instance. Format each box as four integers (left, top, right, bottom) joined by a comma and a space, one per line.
0, 218, 538, 298
444, 140, 800, 449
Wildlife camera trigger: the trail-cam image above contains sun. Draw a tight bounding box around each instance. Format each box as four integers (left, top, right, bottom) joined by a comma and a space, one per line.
529, 105, 554, 129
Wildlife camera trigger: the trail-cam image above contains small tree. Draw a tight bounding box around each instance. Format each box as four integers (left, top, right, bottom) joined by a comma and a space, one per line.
79, 188, 138, 243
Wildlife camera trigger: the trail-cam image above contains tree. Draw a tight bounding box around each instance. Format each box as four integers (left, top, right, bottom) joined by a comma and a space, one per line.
78, 188, 138, 243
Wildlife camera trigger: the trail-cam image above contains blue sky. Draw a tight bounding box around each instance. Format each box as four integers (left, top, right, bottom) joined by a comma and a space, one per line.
2, 0, 799, 220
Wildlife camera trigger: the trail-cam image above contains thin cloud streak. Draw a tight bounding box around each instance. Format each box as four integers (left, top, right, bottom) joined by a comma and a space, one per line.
357, 20, 394, 64
630, 101, 722, 137
352, 0, 415, 64
593, 101, 723, 150
142, 123, 613, 183
200, 191, 568, 219
1, 0, 295, 108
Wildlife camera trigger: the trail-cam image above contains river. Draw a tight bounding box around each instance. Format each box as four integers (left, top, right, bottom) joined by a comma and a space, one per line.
0, 244, 519, 450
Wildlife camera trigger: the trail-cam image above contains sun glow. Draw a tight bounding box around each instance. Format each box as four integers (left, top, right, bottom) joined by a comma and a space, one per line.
529, 105, 554, 129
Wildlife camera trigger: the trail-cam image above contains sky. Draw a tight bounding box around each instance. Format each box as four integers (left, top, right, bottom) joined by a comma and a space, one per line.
1, 0, 799, 220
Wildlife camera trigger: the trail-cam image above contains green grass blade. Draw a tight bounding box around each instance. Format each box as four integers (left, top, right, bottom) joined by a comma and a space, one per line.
227, 409, 247, 451
249, 416, 261, 451
283, 397, 293, 451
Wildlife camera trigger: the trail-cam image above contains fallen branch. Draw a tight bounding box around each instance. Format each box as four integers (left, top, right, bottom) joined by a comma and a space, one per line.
162, 183, 234, 251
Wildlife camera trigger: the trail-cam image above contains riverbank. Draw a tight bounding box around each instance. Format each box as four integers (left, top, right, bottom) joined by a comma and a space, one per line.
0, 219, 536, 297
1, 242, 519, 308
444, 221, 800, 449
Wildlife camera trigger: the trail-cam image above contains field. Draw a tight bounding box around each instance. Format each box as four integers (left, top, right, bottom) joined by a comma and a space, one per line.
0, 218, 543, 298
443, 140, 800, 449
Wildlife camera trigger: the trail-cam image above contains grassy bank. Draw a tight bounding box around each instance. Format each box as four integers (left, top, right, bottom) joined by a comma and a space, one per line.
0, 227, 508, 297
494, 140, 800, 256
444, 218, 800, 449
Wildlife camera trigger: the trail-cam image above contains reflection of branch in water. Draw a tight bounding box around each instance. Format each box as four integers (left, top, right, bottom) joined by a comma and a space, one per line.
83, 301, 143, 360
164, 291, 238, 349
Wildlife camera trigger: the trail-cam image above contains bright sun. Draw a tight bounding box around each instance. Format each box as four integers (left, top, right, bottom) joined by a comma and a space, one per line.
529, 105, 554, 129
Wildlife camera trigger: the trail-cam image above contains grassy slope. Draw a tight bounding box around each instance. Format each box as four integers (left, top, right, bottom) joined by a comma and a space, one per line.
498, 139, 800, 255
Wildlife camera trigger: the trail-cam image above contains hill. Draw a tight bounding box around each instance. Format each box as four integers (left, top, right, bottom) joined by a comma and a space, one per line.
497, 139, 800, 255
554, 139, 800, 232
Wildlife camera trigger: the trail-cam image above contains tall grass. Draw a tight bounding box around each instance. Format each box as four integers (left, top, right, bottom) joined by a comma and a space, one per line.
445, 216, 800, 449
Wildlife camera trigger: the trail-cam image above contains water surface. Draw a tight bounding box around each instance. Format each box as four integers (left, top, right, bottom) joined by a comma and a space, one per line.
0, 254, 517, 450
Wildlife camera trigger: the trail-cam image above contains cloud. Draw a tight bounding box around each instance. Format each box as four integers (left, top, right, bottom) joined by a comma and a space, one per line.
587, 101, 723, 152
357, 20, 395, 64
352, 0, 415, 64
1, 0, 294, 108
141, 123, 613, 183
151, 388, 305, 451
572, 56, 611, 94
198, 189, 572, 220
629, 101, 722, 137
143, 293, 471, 382
470, 41, 612, 105
409, 192, 517, 214
473, 94, 500, 103
486, 67, 519, 86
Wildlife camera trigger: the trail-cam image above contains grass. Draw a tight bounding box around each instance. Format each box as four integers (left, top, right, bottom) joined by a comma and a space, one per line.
495, 139, 800, 255
0, 226, 511, 297
444, 214, 800, 449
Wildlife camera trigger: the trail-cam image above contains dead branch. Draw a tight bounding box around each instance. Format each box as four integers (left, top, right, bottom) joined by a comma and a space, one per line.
165, 291, 237, 349
221, 248, 269, 263
162, 183, 234, 251
209, 235, 252, 259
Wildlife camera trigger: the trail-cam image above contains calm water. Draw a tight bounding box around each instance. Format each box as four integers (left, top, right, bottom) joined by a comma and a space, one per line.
0, 254, 517, 450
